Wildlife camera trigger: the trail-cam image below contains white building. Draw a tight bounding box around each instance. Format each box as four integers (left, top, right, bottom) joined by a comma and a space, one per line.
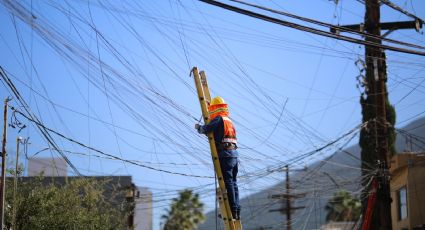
135, 187, 153, 230
28, 157, 67, 176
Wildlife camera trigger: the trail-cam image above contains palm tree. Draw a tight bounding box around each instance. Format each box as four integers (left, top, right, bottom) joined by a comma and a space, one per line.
161, 189, 205, 230
325, 190, 361, 222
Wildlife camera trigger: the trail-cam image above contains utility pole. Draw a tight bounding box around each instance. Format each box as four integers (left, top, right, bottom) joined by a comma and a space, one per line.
269, 165, 305, 230
330, 1, 422, 228
364, 1, 392, 228
12, 136, 22, 230
1, 98, 10, 229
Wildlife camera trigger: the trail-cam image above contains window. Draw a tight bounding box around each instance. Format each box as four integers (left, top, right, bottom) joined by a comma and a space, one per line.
398, 186, 408, 220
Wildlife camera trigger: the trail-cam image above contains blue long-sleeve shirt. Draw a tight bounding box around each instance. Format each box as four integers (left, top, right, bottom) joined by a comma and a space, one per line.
199, 116, 239, 158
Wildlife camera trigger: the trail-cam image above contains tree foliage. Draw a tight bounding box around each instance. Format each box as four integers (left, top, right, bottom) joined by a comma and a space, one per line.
4, 177, 131, 229
161, 189, 205, 230
325, 190, 361, 222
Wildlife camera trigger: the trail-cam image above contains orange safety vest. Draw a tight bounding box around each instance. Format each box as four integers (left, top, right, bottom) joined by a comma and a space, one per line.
222, 116, 237, 145
208, 103, 237, 145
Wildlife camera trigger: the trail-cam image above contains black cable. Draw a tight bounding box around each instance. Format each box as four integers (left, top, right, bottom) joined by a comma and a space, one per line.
0, 66, 82, 176
381, 0, 424, 23
230, 0, 425, 51
10, 106, 213, 179
198, 0, 425, 56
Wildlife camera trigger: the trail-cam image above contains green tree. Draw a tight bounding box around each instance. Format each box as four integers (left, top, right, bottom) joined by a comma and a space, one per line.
4, 176, 131, 229
360, 90, 396, 177
325, 190, 361, 222
161, 189, 205, 230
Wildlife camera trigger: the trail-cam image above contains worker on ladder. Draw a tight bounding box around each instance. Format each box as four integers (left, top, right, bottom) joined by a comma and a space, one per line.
195, 96, 241, 220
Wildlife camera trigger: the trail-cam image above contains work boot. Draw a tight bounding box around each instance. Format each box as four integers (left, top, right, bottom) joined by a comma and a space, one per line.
232, 211, 239, 220
236, 210, 241, 220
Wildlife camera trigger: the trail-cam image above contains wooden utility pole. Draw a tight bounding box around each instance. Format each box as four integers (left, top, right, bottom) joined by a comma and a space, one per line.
1, 98, 10, 229
364, 1, 392, 228
330, 1, 422, 228
269, 165, 305, 230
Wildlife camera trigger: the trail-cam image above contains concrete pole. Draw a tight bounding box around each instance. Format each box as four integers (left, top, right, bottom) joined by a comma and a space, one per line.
12, 136, 21, 230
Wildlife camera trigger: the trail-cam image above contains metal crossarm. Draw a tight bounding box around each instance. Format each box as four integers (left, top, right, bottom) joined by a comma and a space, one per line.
192, 67, 242, 230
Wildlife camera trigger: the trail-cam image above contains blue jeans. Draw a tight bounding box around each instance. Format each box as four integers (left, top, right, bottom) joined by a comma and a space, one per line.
219, 157, 240, 214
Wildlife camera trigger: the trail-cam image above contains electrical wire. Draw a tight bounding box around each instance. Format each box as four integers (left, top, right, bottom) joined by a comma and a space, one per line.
198, 0, 425, 56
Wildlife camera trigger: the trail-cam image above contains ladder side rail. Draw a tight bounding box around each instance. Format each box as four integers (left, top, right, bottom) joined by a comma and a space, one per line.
199, 71, 212, 103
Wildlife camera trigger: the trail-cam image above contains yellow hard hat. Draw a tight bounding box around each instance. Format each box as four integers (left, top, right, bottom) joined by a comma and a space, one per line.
210, 96, 226, 106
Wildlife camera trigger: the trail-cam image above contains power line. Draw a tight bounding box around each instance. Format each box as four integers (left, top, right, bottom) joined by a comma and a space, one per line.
198, 0, 425, 56
0, 66, 82, 176
9, 106, 213, 179
381, 0, 424, 24
230, 0, 425, 51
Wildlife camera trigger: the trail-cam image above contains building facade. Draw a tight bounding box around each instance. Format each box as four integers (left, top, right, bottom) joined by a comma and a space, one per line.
390, 152, 425, 230
28, 157, 68, 176
135, 187, 153, 230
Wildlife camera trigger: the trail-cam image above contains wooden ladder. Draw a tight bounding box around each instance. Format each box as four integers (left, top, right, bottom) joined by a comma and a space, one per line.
192, 67, 242, 230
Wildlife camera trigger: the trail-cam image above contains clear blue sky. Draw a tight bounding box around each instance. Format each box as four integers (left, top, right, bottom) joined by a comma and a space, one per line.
1, 0, 425, 229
